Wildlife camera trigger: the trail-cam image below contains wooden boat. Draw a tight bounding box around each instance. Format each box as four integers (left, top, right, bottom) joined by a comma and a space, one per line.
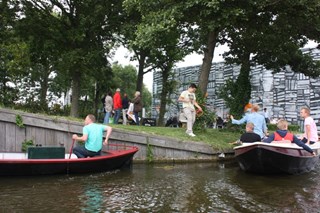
0, 144, 139, 176
234, 142, 320, 175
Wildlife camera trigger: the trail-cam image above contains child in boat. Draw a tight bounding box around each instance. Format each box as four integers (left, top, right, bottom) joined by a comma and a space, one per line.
262, 119, 315, 155
230, 122, 261, 144
240, 122, 261, 143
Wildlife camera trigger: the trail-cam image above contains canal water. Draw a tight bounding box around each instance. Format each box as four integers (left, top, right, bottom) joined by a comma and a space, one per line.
0, 161, 320, 213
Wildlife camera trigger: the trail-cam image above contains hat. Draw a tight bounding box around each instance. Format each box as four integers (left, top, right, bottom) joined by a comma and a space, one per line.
116, 88, 120, 92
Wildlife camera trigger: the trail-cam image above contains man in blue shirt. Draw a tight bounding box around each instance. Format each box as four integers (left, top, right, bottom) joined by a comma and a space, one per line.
230, 104, 268, 139
72, 114, 112, 158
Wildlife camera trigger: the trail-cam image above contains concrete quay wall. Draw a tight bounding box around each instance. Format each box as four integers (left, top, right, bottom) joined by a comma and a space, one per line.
0, 108, 233, 162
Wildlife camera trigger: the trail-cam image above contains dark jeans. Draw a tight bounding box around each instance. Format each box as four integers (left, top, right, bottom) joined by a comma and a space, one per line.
114, 108, 121, 124
73, 146, 101, 158
134, 112, 139, 125
265, 118, 270, 124
301, 137, 316, 145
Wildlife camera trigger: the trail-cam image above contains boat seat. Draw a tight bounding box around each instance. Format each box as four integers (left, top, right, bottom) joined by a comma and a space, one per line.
27, 147, 65, 159
65, 153, 78, 159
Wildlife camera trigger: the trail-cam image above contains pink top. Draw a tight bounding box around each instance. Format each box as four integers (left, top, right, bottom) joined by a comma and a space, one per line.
303, 116, 318, 142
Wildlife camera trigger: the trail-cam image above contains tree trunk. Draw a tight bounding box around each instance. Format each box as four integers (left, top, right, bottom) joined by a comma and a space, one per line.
0, 71, 8, 105
226, 51, 252, 117
158, 66, 171, 126
39, 64, 50, 110
234, 52, 252, 115
70, 71, 81, 117
136, 53, 146, 94
93, 82, 99, 119
199, 30, 218, 94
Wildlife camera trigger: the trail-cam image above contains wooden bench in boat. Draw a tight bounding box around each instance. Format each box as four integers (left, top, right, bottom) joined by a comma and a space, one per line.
0, 152, 78, 159
27, 147, 65, 159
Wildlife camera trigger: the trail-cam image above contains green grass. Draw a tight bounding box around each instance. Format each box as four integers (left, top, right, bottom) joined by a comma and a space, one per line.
110, 124, 239, 150
0, 106, 239, 150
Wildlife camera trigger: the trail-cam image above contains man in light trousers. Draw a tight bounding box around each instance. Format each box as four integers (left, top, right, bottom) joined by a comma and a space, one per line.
178, 83, 203, 137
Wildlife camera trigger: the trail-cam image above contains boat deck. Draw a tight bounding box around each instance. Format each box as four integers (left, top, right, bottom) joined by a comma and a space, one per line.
0, 150, 132, 160
234, 141, 320, 150
0, 153, 78, 160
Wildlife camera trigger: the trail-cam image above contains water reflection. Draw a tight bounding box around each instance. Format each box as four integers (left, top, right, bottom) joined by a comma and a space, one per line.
79, 185, 103, 212
0, 162, 319, 212
229, 170, 320, 213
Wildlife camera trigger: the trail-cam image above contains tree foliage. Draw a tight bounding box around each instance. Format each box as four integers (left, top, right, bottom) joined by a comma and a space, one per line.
1, 0, 320, 123
218, 0, 320, 115
15, 0, 123, 116
124, 0, 194, 125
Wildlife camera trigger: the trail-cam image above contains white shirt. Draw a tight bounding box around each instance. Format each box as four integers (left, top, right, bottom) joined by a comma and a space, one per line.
180, 91, 196, 110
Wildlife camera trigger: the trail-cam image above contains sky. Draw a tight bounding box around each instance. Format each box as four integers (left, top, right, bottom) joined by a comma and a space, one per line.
112, 41, 319, 92
112, 45, 229, 92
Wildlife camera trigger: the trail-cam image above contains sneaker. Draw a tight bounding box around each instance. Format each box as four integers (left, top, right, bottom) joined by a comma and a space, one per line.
218, 153, 225, 158
188, 132, 196, 137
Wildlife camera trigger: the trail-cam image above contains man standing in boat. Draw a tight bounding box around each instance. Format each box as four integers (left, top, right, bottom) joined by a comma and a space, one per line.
72, 114, 113, 158
230, 104, 268, 139
299, 107, 318, 145
263, 119, 315, 155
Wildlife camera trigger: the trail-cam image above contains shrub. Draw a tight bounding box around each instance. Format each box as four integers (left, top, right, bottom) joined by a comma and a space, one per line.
22, 139, 34, 152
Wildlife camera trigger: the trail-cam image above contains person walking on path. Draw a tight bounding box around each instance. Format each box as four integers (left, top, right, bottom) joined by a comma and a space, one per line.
230, 104, 268, 139
122, 93, 129, 125
132, 91, 143, 125
103, 91, 113, 124
299, 106, 318, 145
113, 88, 122, 124
263, 108, 270, 124
72, 114, 112, 158
178, 83, 203, 137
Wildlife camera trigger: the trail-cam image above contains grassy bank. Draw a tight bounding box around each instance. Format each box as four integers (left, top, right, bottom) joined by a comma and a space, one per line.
0, 107, 239, 150
111, 125, 239, 150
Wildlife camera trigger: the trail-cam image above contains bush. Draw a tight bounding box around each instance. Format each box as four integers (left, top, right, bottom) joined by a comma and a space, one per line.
267, 124, 300, 132
220, 122, 246, 134
22, 139, 34, 152
193, 90, 216, 131
221, 123, 300, 134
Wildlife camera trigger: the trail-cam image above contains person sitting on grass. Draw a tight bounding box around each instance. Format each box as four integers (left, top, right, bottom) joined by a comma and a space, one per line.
262, 119, 315, 156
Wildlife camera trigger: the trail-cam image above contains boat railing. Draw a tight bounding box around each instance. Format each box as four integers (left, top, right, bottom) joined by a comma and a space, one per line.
105, 143, 138, 151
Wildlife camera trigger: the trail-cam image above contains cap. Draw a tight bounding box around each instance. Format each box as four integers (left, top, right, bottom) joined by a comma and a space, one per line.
116, 88, 120, 92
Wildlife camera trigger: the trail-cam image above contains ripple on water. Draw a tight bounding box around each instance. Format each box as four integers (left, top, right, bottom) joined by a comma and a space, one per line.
1, 162, 320, 212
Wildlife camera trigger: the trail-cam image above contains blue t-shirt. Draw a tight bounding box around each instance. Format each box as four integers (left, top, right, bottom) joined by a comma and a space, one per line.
83, 123, 106, 152
232, 112, 267, 138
